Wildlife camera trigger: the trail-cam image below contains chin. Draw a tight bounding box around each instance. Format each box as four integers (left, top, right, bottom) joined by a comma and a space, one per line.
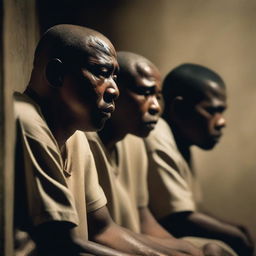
79, 120, 105, 132
134, 129, 152, 138
91, 114, 110, 131
198, 141, 217, 150
93, 120, 106, 131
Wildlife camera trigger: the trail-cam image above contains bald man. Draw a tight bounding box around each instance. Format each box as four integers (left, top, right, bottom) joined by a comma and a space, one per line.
14, 24, 174, 256
144, 63, 254, 256
86, 52, 233, 256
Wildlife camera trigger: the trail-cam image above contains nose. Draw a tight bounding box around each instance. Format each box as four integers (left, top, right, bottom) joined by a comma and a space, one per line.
148, 95, 161, 115
215, 115, 226, 131
103, 80, 120, 103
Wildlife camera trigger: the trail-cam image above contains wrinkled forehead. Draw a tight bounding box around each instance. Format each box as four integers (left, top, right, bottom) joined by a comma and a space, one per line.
85, 36, 116, 64
123, 62, 161, 95
135, 61, 161, 87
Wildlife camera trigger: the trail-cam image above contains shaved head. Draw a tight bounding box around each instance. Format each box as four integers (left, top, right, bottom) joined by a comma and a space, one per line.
117, 51, 161, 91
105, 51, 162, 138
34, 24, 116, 69
27, 24, 119, 136
162, 63, 225, 108
162, 63, 227, 149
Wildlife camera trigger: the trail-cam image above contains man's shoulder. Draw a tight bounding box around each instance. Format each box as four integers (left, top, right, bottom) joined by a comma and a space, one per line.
156, 117, 171, 132
144, 118, 177, 151
85, 132, 104, 152
67, 131, 91, 155
14, 92, 44, 127
146, 118, 172, 140
14, 92, 57, 148
119, 135, 148, 168
123, 133, 144, 144
84, 132, 107, 162
121, 134, 145, 153
85, 131, 100, 143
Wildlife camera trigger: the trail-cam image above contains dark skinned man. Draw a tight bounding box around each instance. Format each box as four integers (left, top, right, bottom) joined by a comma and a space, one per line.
144, 63, 254, 256
86, 52, 233, 256
14, 24, 179, 256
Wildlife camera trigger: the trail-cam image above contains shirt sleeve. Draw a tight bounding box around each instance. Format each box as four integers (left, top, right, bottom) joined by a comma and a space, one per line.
146, 144, 196, 219
83, 138, 107, 213
16, 119, 79, 230
124, 135, 149, 208
135, 140, 149, 208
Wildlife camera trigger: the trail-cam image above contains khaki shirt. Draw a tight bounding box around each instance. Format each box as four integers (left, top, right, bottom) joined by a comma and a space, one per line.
86, 132, 148, 233
144, 118, 201, 219
14, 92, 106, 241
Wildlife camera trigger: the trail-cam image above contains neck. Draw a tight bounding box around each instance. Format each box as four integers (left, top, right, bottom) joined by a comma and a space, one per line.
98, 119, 127, 152
167, 118, 192, 166
25, 87, 75, 148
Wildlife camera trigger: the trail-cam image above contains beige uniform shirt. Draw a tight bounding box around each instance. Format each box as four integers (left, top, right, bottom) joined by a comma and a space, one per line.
86, 132, 148, 233
144, 118, 201, 219
14, 92, 106, 241
144, 118, 237, 256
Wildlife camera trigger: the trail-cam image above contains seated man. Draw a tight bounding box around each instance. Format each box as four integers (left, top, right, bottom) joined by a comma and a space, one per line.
86, 52, 233, 256
15, 24, 186, 256
144, 63, 254, 256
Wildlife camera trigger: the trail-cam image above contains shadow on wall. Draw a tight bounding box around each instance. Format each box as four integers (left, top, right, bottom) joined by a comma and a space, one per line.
37, 0, 124, 38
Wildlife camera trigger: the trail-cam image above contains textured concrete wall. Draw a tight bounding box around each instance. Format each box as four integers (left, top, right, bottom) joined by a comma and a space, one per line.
1, 0, 38, 254
4, 0, 39, 92
0, 1, 4, 254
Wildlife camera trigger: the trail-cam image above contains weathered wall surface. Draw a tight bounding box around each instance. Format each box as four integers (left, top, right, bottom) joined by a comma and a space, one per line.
1, 0, 38, 254
4, 0, 39, 92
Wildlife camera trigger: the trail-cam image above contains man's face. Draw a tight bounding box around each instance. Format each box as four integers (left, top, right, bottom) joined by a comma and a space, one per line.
61, 39, 119, 131
180, 83, 227, 149
116, 64, 162, 137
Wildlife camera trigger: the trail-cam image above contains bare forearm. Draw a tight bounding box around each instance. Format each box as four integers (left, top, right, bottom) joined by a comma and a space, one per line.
32, 222, 132, 256
88, 206, 190, 256
74, 237, 136, 256
139, 207, 174, 239
160, 212, 253, 255
37, 237, 133, 256
37, 234, 134, 256
138, 207, 202, 255
92, 222, 190, 256
145, 235, 203, 256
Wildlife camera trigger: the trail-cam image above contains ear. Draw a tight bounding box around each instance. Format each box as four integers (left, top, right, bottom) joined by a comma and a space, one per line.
45, 58, 65, 87
172, 96, 188, 119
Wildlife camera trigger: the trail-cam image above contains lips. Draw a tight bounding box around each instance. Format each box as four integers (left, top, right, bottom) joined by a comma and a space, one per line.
212, 134, 222, 142
144, 120, 158, 130
100, 104, 115, 118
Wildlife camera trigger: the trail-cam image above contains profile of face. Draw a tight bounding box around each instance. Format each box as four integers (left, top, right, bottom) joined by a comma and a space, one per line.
60, 37, 119, 131
179, 82, 227, 149
116, 63, 162, 138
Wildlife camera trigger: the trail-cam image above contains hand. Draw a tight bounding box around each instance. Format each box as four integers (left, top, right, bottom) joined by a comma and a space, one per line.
237, 225, 254, 248
203, 243, 232, 256
234, 225, 254, 256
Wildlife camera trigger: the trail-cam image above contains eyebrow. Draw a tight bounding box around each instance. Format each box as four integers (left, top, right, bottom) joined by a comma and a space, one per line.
203, 105, 227, 114
88, 56, 112, 65
129, 85, 158, 95
87, 57, 119, 71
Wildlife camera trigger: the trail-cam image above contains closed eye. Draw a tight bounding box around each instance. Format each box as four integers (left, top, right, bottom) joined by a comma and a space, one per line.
205, 106, 226, 115
87, 63, 114, 79
130, 85, 156, 96
97, 66, 112, 78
